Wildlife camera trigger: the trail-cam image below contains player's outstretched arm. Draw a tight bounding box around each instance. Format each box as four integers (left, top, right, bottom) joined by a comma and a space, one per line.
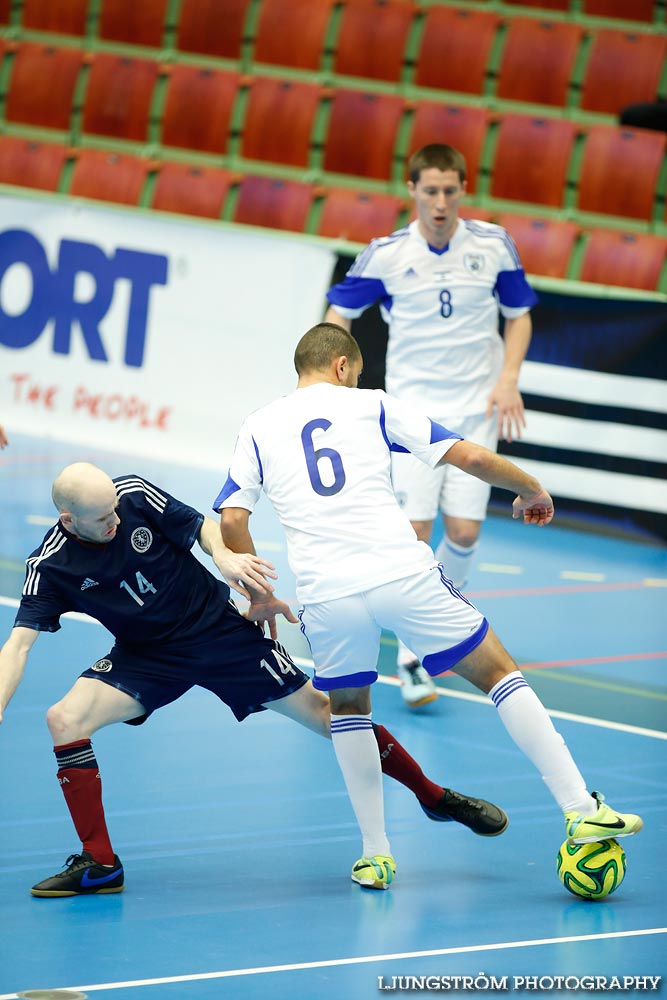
0, 626, 39, 724
442, 440, 554, 526
198, 516, 277, 600
323, 306, 352, 333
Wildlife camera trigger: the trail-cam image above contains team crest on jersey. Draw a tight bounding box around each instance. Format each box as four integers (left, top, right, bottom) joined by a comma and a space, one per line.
91, 658, 113, 673
131, 527, 153, 552
463, 253, 485, 273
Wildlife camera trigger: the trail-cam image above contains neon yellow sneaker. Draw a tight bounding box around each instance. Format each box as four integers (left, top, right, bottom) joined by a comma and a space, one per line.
565, 791, 643, 845
351, 854, 396, 890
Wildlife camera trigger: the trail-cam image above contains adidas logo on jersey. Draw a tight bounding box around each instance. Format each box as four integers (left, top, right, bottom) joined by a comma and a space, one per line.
81, 578, 99, 591
404, 267, 418, 278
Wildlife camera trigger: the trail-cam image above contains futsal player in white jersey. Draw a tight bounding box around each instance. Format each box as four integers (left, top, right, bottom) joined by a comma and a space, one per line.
215, 323, 642, 891
326, 144, 537, 708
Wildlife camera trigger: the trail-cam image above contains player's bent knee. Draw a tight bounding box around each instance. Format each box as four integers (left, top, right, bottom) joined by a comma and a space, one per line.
46, 701, 87, 741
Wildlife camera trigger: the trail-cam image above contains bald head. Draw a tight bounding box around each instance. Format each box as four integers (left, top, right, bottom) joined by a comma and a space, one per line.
53, 463, 120, 543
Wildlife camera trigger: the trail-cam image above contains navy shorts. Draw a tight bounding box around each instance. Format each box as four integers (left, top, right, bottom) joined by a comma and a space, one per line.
79, 601, 309, 724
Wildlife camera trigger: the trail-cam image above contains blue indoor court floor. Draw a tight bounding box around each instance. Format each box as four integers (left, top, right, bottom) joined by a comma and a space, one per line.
0, 434, 665, 1000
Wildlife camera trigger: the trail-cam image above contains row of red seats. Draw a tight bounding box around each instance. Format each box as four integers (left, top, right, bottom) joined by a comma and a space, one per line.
0, 138, 663, 291
3, 3, 664, 115
3, 44, 665, 222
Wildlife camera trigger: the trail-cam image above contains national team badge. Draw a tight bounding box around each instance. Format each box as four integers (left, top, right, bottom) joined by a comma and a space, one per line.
91, 658, 113, 673
464, 253, 485, 273
131, 527, 153, 552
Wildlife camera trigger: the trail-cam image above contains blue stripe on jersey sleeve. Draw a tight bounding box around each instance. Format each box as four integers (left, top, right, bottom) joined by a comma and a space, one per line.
326, 275, 388, 311
212, 474, 243, 510
252, 436, 264, 482
379, 400, 409, 453
429, 419, 462, 445
494, 269, 538, 309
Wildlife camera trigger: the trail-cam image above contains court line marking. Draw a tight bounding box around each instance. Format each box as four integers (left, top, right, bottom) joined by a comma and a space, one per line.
1, 928, 664, 998
1, 596, 664, 739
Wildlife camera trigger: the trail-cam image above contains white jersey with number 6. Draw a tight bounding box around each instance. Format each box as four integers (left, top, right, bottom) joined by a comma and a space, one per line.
214, 384, 462, 604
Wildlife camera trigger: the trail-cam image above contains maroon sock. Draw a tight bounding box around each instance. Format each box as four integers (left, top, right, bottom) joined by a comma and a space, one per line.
373, 723, 443, 807
54, 739, 115, 866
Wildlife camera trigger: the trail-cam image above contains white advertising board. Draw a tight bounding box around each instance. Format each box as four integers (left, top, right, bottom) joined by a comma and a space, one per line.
0, 195, 336, 468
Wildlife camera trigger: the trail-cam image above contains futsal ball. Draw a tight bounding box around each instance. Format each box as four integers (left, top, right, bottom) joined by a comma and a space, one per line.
556, 838, 626, 900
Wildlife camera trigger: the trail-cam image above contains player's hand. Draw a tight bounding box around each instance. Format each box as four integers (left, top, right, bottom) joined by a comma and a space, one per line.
486, 381, 526, 443
512, 488, 554, 526
245, 594, 298, 640
216, 552, 278, 601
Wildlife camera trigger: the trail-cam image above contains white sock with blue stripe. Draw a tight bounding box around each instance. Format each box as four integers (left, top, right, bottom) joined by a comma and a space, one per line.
435, 535, 478, 590
330, 713, 391, 857
488, 671, 596, 815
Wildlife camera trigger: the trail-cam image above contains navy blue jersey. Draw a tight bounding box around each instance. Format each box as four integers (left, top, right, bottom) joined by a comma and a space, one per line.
15, 476, 231, 644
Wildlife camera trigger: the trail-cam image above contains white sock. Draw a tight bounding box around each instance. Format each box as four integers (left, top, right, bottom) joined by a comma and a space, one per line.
396, 638, 419, 669
330, 713, 391, 857
435, 536, 478, 590
488, 671, 597, 815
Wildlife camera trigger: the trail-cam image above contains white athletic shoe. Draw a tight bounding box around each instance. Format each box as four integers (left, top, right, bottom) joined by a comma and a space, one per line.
397, 660, 438, 708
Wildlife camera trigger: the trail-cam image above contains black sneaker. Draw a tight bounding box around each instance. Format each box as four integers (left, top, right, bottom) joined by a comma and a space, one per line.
419, 788, 509, 837
31, 851, 124, 897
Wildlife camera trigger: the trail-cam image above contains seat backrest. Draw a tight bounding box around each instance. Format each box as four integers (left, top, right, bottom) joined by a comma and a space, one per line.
491, 114, 576, 207
415, 7, 500, 93
580, 29, 667, 115
152, 162, 234, 219
579, 229, 666, 290
0, 136, 68, 191
98, 0, 168, 47
69, 149, 149, 205
160, 65, 240, 154
577, 125, 666, 221
21, 0, 89, 34
582, 0, 655, 21
497, 213, 580, 278
233, 175, 314, 232
253, 0, 333, 70
407, 103, 490, 195
6, 43, 84, 131
241, 77, 320, 168
334, 0, 416, 82
323, 90, 404, 180
176, 0, 250, 59
82, 53, 159, 141
496, 17, 583, 107
318, 189, 404, 243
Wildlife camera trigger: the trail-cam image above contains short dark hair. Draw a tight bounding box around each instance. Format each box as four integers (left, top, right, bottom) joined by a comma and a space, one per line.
407, 144, 467, 184
294, 322, 362, 375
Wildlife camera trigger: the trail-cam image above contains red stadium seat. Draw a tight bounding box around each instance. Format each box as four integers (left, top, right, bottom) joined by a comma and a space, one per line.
577, 125, 666, 221
160, 65, 240, 154
323, 90, 404, 181
69, 149, 149, 205
21, 0, 89, 34
579, 229, 666, 291
233, 175, 314, 232
580, 30, 667, 115
151, 162, 234, 219
0, 0, 10, 23
241, 77, 320, 168
497, 18, 583, 107
176, 0, 250, 59
5, 43, 83, 131
458, 206, 495, 223
318, 189, 404, 243
497, 214, 580, 279
407, 103, 490, 194
0, 136, 68, 191
415, 7, 500, 94
253, 0, 333, 70
334, 0, 416, 83
503, 0, 570, 9
82, 53, 159, 142
98, 0, 168, 48
491, 114, 576, 207
582, 0, 655, 21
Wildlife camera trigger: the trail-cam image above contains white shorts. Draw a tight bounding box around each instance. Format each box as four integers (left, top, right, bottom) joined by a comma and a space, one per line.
299, 564, 488, 691
391, 411, 497, 522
